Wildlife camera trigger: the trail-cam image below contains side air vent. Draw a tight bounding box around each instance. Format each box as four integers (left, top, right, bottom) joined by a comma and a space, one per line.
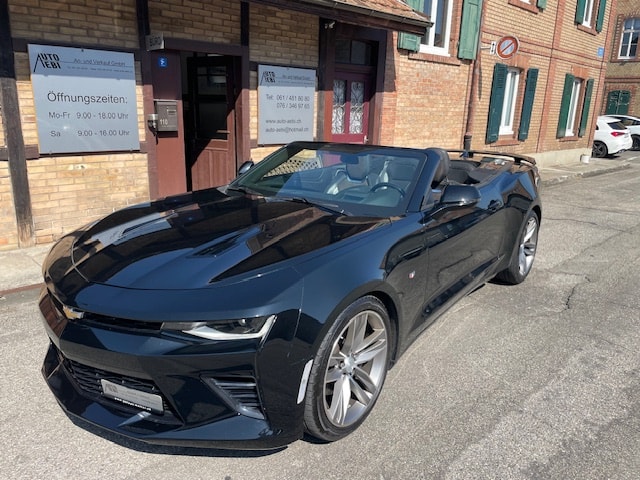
203, 376, 265, 420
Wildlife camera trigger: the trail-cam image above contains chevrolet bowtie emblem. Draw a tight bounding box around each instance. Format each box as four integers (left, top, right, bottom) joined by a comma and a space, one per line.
62, 305, 85, 320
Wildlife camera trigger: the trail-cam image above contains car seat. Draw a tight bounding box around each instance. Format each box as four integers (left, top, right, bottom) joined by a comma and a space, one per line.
424, 148, 450, 187
326, 155, 375, 195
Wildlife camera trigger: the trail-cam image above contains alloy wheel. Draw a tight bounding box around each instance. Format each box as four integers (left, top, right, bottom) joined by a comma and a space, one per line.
518, 215, 539, 277
322, 309, 388, 428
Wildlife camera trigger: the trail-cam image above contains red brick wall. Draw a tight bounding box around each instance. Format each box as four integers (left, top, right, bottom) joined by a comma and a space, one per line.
605, 0, 640, 116
382, 34, 470, 149
8, 0, 138, 48
149, 0, 241, 44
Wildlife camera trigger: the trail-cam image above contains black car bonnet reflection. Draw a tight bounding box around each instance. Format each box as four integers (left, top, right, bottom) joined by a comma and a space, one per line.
71, 191, 385, 289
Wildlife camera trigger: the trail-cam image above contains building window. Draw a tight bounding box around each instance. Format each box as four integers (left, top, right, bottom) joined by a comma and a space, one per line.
511, 0, 548, 13
582, 0, 595, 27
557, 74, 594, 138
575, 0, 606, 32
518, 0, 548, 7
565, 79, 582, 136
486, 64, 538, 143
419, 0, 453, 54
500, 68, 520, 135
335, 39, 374, 66
619, 18, 640, 59
332, 80, 346, 134
397, 0, 455, 56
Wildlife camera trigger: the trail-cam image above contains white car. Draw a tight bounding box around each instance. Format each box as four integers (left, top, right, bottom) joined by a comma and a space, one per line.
592, 115, 633, 158
608, 114, 640, 150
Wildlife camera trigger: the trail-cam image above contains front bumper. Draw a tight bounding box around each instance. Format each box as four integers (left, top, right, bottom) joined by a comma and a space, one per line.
39, 290, 307, 449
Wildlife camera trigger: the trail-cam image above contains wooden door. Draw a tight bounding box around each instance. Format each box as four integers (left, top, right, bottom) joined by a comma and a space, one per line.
185, 56, 236, 190
331, 72, 371, 144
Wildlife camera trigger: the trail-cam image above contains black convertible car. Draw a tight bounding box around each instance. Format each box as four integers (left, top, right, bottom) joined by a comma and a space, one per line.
40, 142, 541, 449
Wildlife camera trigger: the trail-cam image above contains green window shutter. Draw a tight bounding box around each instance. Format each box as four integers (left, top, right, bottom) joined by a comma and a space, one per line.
398, 0, 423, 52
619, 90, 630, 114
518, 68, 539, 141
458, 0, 482, 60
606, 90, 632, 114
537, 0, 547, 9
398, 32, 420, 52
575, 0, 586, 24
595, 0, 606, 32
605, 90, 620, 114
557, 73, 575, 138
578, 78, 594, 137
486, 64, 507, 144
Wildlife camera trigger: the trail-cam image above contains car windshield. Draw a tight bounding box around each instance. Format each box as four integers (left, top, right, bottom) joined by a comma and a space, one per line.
229, 142, 426, 217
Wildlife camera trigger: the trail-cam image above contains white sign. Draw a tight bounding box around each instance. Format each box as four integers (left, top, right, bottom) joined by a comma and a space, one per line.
28, 44, 140, 154
258, 65, 315, 145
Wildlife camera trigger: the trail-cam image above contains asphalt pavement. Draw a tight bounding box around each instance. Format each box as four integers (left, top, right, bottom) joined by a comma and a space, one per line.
0, 152, 636, 295
2, 153, 639, 479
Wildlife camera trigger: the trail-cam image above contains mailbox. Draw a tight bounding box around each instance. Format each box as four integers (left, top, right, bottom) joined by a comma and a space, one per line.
154, 100, 179, 132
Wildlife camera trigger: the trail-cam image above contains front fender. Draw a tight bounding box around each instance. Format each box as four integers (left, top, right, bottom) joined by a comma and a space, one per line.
291, 232, 403, 358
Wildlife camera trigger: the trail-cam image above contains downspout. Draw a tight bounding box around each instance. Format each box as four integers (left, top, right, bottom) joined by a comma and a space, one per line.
463, 0, 487, 152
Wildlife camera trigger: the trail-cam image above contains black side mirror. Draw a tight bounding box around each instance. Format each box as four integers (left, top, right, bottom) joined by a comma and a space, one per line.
237, 160, 254, 176
440, 184, 481, 208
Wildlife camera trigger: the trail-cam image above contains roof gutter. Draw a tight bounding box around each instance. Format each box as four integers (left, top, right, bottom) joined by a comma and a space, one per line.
302, 0, 430, 29
245, 0, 430, 35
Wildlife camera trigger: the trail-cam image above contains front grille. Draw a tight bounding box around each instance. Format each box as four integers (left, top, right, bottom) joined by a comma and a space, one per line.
81, 313, 163, 332
47, 289, 162, 333
61, 353, 177, 422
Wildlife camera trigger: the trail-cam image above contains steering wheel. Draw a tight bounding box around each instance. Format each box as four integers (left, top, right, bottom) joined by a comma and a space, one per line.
370, 182, 405, 197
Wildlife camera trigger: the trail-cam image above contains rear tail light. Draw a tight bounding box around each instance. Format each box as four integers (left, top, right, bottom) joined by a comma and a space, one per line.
610, 131, 626, 137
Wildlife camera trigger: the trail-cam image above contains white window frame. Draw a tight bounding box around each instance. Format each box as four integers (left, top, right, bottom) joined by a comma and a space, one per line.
499, 68, 520, 135
419, 0, 454, 56
618, 18, 640, 59
565, 79, 583, 137
582, 0, 595, 27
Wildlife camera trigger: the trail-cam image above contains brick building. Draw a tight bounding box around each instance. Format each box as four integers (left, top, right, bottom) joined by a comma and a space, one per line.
603, 0, 640, 115
0, 0, 614, 250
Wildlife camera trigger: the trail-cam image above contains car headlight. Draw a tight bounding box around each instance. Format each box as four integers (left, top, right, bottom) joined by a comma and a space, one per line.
161, 315, 276, 340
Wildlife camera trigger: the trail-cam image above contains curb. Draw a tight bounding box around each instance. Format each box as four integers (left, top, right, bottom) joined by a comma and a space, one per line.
0, 282, 44, 298
540, 162, 631, 187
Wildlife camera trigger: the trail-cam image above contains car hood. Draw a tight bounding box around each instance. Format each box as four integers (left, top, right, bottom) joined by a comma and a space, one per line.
69, 188, 385, 289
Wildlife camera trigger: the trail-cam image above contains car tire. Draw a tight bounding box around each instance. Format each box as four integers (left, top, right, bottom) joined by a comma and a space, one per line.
632, 135, 640, 151
496, 210, 539, 285
592, 141, 608, 158
303, 296, 391, 442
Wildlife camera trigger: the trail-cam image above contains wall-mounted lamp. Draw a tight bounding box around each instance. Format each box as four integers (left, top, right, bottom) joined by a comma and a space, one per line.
324, 20, 335, 29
